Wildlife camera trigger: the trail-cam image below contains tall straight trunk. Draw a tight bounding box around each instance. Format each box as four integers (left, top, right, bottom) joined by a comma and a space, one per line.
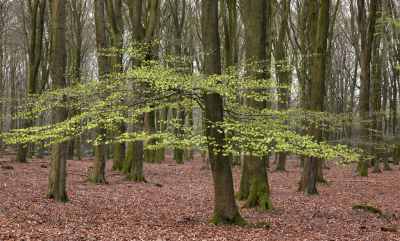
356, 0, 378, 176
298, 0, 329, 195
371, 22, 383, 173
124, 0, 146, 182
142, 0, 159, 164
299, 0, 308, 167
67, 0, 84, 161
202, 0, 247, 226
381, 0, 392, 171
237, 0, 276, 211
44, 0, 68, 202
15, 0, 46, 163
84, 0, 110, 184
106, 0, 125, 171
275, 0, 290, 171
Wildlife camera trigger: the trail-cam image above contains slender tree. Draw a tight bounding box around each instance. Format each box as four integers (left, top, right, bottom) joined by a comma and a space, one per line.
84, 0, 110, 184
15, 0, 46, 163
356, 0, 378, 176
44, 0, 68, 202
275, 0, 291, 171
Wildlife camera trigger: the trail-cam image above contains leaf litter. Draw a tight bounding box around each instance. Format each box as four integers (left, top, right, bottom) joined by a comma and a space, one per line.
0, 153, 399, 240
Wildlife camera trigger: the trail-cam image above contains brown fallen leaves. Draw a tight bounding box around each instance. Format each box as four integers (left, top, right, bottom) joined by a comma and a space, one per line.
0, 153, 399, 240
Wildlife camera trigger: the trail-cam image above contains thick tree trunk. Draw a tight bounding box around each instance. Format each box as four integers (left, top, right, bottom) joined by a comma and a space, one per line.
44, 0, 68, 202
237, 0, 276, 211
298, 0, 329, 195
202, 0, 247, 226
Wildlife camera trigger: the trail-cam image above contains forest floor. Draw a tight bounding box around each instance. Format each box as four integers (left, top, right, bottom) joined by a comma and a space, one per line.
0, 152, 399, 240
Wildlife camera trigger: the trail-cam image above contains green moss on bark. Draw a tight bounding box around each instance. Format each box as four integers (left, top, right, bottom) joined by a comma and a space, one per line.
131, 174, 147, 183
206, 211, 249, 226
257, 221, 271, 229
240, 175, 278, 212
1, 165, 13, 169
236, 189, 248, 201
83, 177, 108, 185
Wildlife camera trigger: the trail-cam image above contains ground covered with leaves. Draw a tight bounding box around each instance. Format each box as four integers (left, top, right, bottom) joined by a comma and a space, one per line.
0, 152, 399, 240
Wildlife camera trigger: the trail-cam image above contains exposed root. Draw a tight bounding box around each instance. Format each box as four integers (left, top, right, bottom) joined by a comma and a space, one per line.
83, 177, 108, 185
240, 175, 278, 212
206, 211, 249, 226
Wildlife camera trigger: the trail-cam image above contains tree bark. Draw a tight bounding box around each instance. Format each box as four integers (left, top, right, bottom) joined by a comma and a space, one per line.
15, 0, 46, 163
298, 0, 330, 195
84, 0, 110, 184
356, 0, 378, 176
275, 0, 291, 171
44, 0, 68, 202
202, 0, 248, 226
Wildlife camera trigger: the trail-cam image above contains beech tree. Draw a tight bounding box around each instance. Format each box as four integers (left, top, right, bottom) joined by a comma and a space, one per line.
84, 0, 110, 185
15, 0, 46, 163
44, 0, 68, 202
201, 0, 247, 225
297, 0, 330, 195
356, 0, 378, 177
122, 0, 146, 183
236, 0, 277, 211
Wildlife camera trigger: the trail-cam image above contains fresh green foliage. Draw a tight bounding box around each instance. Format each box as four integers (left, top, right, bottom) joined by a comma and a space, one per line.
2, 45, 392, 163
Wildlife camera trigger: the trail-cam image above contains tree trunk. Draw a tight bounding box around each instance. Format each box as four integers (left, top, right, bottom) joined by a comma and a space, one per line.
202, 0, 247, 226
356, 0, 377, 177
44, 0, 68, 202
84, 0, 110, 184
298, 0, 329, 195
237, 0, 276, 211
123, 0, 146, 183
15, 0, 46, 163
275, 0, 291, 171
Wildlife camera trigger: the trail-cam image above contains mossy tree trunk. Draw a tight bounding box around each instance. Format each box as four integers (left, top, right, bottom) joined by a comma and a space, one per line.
44, 0, 68, 202
298, 0, 329, 195
123, 0, 146, 182
126, 139, 146, 182
237, 0, 276, 212
202, 0, 247, 225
